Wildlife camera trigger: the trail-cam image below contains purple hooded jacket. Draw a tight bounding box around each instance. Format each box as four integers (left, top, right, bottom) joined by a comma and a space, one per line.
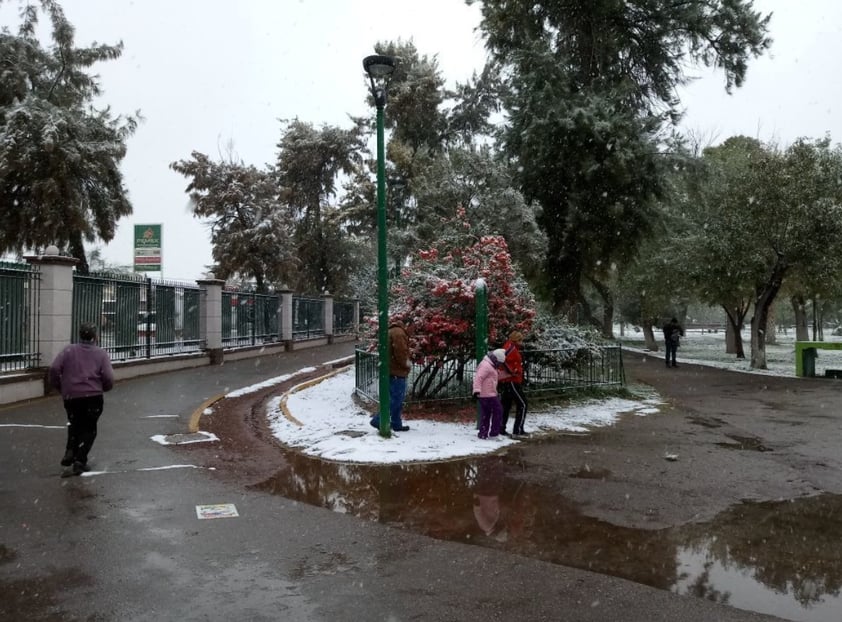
49, 342, 114, 400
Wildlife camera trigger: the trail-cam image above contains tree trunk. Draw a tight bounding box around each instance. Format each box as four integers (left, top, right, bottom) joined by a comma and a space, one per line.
642, 318, 659, 351
577, 295, 602, 332
765, 303, 777, 345
588, 277, 615, 339
750, 261, 787, 369
723, 305, 746, 359
812, 297, 824, 341
792, 295, 809, 341
69, 232, 89, 275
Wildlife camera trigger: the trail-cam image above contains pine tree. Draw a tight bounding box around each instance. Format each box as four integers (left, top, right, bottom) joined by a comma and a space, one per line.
0, 0, 139, 273
170, 152, 295, 292
471, 0, 772, 315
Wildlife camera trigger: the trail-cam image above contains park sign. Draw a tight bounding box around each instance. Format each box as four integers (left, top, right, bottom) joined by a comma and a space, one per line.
134, 224, 162, 272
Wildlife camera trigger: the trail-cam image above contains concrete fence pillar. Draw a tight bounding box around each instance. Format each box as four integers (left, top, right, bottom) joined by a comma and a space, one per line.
279, 289, 293, 346
196, 276, 224, 364
26, 246, 77, 367
322, 291, 334, 344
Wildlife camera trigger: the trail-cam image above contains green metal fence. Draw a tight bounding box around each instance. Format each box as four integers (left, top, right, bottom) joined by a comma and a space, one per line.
354, 345, 625, 404
72, 272, 202, 360
292, 297, 324, 340
221, 290, 280, 346
0, 261, 40, 371
334, 300, 355, 335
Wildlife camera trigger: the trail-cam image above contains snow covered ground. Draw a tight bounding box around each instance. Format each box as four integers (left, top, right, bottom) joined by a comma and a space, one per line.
620, 327, 842, 377
203, 329, 836, 464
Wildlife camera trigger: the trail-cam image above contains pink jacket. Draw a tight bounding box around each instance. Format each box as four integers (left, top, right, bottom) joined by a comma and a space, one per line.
472, 355, 500, 398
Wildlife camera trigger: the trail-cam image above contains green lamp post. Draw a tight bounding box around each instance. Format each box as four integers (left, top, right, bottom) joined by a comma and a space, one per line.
363, 54, 397, 438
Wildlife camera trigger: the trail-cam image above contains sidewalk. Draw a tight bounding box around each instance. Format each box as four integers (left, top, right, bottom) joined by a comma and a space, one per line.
0, 342, 783, 622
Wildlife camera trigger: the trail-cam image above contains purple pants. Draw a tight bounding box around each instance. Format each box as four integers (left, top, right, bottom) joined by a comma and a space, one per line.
478, 396, 502, 438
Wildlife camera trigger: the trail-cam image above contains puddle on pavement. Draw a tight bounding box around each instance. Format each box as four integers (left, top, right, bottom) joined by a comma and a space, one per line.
255, 451, 842, 622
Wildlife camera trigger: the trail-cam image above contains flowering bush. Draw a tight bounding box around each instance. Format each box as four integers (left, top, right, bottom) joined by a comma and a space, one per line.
364, 207, 537, 398
388, 207, 535, 359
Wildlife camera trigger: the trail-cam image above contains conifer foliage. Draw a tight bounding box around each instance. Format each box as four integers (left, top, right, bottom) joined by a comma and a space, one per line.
0, 0, 138, 273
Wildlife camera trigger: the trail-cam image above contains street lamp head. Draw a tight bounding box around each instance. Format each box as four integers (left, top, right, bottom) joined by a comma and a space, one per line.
363, 54, 397, 109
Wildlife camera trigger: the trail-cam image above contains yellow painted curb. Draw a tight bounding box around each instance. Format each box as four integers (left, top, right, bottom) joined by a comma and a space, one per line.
188, 393, 226, 433
278, 366, 351, 427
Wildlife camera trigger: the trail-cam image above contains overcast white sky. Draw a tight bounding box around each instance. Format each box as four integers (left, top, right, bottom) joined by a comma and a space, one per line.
5, 0, 842, 282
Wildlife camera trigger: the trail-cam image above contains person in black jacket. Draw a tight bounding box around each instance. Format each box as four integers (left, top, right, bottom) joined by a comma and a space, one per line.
663, 317, 683, 368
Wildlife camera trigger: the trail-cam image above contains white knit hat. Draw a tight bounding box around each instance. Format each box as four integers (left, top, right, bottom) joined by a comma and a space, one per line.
492, 348, 506, 362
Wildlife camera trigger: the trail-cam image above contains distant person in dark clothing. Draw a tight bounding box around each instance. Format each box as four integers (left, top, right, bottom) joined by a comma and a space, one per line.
663, 317, 684, 368
49, 323, 114, 477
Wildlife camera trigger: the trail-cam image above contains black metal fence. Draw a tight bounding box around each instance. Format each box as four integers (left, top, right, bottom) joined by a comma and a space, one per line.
0, 262, 40, 371
355, 345, 625, 404
72, 272, 202, 361
293, 297, 324, 340
221, 290, 280, 346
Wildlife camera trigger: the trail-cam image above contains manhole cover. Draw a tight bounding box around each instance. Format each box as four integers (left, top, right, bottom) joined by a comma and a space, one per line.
162, 432, 218, 444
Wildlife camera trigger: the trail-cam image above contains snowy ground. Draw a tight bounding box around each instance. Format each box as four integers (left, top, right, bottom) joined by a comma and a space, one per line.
203, 329, 834, 465
620, 327, 842, 376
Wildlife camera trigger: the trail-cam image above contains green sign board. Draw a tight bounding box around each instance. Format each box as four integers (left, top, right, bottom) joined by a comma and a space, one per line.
134, 224, 162, 272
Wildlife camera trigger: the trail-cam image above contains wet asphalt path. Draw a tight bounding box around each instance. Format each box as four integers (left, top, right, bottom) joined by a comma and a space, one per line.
0, 343, 784, 621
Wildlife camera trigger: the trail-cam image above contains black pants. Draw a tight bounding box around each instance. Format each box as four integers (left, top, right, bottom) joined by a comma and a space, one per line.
500, 382, 528, 434
63, 395, 104, 465
665, 341, 678, 366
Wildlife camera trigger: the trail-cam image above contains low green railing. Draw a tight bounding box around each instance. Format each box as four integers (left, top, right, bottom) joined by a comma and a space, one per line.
354, 345, 625, 404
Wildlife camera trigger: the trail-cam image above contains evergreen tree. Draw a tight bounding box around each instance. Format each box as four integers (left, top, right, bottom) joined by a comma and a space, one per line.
470, 0, 771, 316
170, 152, 295, 292
0, 0, 139, 274
275, 118, 364, 294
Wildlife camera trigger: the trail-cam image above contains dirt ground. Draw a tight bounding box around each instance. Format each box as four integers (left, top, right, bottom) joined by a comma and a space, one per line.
180, 351, 842, 532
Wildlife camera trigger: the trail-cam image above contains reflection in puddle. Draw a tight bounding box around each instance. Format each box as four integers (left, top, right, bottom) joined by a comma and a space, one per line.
254, 451, 842, 622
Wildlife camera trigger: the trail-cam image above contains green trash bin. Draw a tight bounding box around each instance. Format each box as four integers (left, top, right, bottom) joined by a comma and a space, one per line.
803, 347, 817, 377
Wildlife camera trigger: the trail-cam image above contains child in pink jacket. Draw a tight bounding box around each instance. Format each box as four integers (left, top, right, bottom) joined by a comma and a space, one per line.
472, 349, 506, 439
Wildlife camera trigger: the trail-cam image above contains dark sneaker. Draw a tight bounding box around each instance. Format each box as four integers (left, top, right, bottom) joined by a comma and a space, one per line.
71, 461, 86, 475
392, 425, 410, 432
60, 450, 74, 467
477, 434, 488, 439
370, 418, 379, 429
60, 464, 82, 478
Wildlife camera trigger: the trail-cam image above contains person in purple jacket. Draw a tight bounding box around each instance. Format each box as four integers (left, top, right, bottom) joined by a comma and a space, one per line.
49, 322, 115, 477
472, 349, 506, 440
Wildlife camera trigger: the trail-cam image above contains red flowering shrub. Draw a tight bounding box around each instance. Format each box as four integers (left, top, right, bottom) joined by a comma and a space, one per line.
366, 207, 536, 399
